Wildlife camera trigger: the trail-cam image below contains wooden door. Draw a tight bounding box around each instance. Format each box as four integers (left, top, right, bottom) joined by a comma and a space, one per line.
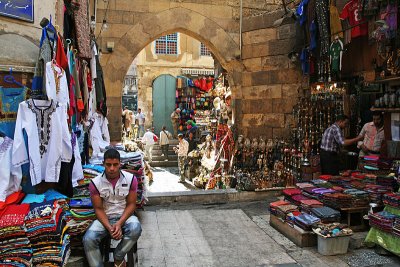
152, 74, 176, 134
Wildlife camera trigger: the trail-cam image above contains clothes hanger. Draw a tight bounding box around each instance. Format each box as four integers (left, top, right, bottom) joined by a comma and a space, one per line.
3, 68, 24, 88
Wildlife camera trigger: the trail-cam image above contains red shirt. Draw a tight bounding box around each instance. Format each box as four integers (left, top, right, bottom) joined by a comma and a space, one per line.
340, 0, 367, 38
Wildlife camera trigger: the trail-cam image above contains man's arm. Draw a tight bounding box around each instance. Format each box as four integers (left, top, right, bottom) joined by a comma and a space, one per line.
113, 191, 137, 240
91, 194, 113, 234
343, 135, 363, 146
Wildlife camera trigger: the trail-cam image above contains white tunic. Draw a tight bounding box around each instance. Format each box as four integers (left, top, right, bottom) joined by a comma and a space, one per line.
71, 134, 84, 187
0, 137, 22, 201
45, 61, 69, 106
90, 112, 110, 157
12, 99, 72, 185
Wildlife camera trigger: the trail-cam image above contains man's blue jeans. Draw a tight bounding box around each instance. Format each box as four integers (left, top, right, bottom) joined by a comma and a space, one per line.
83, 215, 142, 267
138, 125, 145, 138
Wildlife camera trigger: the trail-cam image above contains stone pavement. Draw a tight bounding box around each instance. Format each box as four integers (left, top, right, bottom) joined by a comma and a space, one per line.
148, 167, 199, 194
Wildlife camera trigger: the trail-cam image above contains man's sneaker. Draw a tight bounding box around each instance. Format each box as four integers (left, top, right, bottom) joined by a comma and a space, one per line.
164, 159, 168, 161
161, 154, 164, 157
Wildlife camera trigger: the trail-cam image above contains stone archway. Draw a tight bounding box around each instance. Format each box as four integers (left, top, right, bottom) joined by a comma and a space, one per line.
102, 7, 243, 140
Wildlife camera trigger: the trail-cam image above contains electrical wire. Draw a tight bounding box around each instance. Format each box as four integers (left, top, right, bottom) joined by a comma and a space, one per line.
96, 0, 110, 40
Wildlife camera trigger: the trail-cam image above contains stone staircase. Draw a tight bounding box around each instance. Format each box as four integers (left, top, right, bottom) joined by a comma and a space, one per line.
147, 139, 179, 167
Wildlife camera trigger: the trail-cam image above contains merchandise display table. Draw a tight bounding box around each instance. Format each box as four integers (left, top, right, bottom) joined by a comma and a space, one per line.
270, 214, 317, 247
340, 207, 369, 231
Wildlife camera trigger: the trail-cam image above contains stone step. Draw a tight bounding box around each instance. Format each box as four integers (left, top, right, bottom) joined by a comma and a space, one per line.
147, 160, 178, 167
152, 150, 176, 156
150, 155, 178, 161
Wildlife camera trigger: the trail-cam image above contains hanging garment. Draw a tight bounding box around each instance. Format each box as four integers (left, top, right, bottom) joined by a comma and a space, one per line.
81, 61, 90, 109
12, 99, 72, 186
340, 0, 368, 38
315, 0, 330, 56
296, 0, 309, 26
310, 20, 318, 51
0, 137, 22, 202
71, 133, 84, 187
0, 87, 27, 138
45, 61, 69, 106
381, 2, 398, 39
90, 41, 97, 80
73, 0, 92, 60
329, 0, 344, 41
90, 112, 110, 157
330, 38, 344, 72
55, 34, 68, 70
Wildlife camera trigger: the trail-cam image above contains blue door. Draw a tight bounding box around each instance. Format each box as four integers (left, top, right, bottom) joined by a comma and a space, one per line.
152, 74, 176, 134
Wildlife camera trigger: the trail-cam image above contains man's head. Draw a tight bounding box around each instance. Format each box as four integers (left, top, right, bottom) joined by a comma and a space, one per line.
176, 108, 181, 113
162, 126, 166, 131
124, 106, 128, 110
336, 115, 350, 129
103, 149, 121, 180
138, 108, 142, 113
178, 133, 183, 141
189, 132, 194, 139
372, 111, 383, 128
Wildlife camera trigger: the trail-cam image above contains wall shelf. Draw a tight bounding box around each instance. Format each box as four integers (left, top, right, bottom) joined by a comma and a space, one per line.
373, 76, 400, 84
370, 107, 400, 113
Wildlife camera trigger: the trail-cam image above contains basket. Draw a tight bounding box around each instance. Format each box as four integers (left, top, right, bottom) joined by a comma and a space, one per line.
317, 235, 351, 256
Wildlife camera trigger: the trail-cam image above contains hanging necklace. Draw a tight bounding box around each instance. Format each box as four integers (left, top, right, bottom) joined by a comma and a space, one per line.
51, 63, 63, 94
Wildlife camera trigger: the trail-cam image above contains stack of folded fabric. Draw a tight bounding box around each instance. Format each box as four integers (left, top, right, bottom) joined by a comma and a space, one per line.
311, 188, 337, 198
66, 197, 96, 248
311, 206, 341, 223
393, 218, 400, 237
299, 199, 323, 213
274, 204, 299, 220
365, 185, 392, 206
343, 189, 370, 208
25, 200, 70, 266
321, 193, 353, 209
311, 179, 328, 186
0, 204, 31, 267
269, 200, 290, 216
122, 153, 147, 209
296, 182, 314, 189
377, 176, 397, 190
369, 211, 398, 233
301, 187, 318, 199
383, 193, 400, 208
294, 213, 320, 230
350, 180, 366, 190
290, 194, 310, 205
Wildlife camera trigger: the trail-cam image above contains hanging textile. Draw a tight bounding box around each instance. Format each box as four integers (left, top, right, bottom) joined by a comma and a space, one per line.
329, 0, 343, 41
0, 137, 22, 202
45, 61, 69, 105
73, 0, 92, 60
315, 0, 330, 56
12, 99, 72, 186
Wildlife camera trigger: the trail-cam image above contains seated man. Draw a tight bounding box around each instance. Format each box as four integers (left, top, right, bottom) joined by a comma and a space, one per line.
83, 149, 142, 267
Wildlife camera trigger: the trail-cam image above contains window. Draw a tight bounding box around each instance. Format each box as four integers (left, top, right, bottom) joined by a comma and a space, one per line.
155, 33, 178, 55
200, 43, 211, 56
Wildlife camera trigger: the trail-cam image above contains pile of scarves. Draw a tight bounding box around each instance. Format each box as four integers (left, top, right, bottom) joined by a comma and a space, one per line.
383, 193, 400, 208
294, 213, 320, 230
369, 211, 398, 233
310, 206, 341, 223
122, 152, 147, 209
0, 204, 32, 267
25, 200, 70, 267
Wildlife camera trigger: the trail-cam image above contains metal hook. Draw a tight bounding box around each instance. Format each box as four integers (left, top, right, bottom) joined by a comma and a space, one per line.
66, 39, 71, 45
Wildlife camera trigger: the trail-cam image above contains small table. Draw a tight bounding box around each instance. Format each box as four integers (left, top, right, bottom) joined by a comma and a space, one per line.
340, 207, 369, 232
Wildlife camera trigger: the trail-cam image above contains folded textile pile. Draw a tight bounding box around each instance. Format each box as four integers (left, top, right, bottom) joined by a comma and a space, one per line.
377, 176, 397, 190
294, 213, 320, 230
365, 185, 392, 205
66, 197, 95, 248
289, 194, 310, 205
296, 182, 314, 189
25, 200, 70, 267
300, 199, 323, 213
321, 193, 353, 209
122, 153, 147, 209
383, 193, 400, 208
274, 204, 299, 219
0, 204, 32, 267
269, 200, 290, 217
369, 211, 398, 233
311, 206, 341, 223
282, 188, 302, 197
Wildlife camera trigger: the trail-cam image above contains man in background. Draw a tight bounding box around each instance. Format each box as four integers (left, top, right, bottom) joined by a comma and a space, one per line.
170, 108, 181, 138
358, 111, 385, 157
142, 128, 156, 163
135, 108, 146, 138
174, 133, 189, 183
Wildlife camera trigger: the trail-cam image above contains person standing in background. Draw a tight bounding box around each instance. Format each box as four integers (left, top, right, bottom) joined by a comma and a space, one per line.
159, 126, 172, 161
320, 115, 363, 175
174, 133, 189, 183
357, 111, 385, 157
142, 128, 156, 163
187, 131, 198, 153
170, 108, 181, 138
135, 108, 146, 138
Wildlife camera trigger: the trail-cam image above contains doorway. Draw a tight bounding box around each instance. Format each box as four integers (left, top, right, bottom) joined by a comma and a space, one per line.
152, 74, 176, 134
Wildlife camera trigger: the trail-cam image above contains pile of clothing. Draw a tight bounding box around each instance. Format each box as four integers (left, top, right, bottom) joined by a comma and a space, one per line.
299, 199, 323, 213
321, 192, 353, 209
25, 200, 70, 266
269, 200, 299, 219
311, 206, 341, 223
377, 176, 398, 191
122, 153, 147, 209
383, 192, 400, 208
0, 203, 32, 267
369, 211, 398, 233
365, 185, 392, 206
65, 197, 95, 248
294, 213, 320, 230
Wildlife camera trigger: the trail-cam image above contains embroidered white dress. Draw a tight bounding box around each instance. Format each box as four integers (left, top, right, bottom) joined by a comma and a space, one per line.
12, 99, 72, 185
0, 136, 22, 201
90, 112, 110, 157
72, 133, 84, 187
45, 61, 69, 106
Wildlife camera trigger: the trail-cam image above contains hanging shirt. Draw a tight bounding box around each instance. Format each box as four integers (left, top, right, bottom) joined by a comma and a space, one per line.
330, 39, 344, 72
296, 0, 309, 26
90, 113, 110, 157
329, 1, 343, 40
340, 0, 368, 38
45, 61, 69, 106
12, 99, 72, 186
0, 137, 22, 202
71, 133, 84, 187
310, 21, 318, 51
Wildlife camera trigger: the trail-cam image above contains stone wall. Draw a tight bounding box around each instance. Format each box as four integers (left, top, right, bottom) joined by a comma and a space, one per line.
237, 11, 303, 139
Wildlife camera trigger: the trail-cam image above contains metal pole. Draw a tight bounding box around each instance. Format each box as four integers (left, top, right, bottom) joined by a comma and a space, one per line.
239, 0, 243, 58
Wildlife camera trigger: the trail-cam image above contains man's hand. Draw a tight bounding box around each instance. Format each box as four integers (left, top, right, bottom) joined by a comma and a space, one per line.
111, 223, 123, 240
360, 144, 369, 153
